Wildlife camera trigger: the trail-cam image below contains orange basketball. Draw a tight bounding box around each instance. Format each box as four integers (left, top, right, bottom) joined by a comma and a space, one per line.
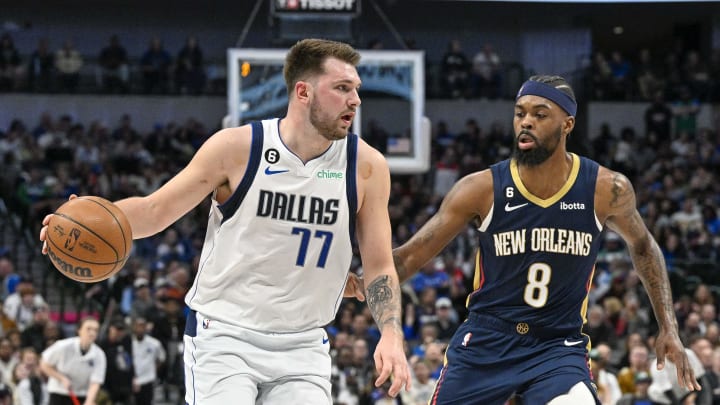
46, 196, 133, 283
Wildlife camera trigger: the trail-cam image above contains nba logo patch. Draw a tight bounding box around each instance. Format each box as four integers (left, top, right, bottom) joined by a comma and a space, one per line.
462, 332, 472, 347
202, 318, 210, 329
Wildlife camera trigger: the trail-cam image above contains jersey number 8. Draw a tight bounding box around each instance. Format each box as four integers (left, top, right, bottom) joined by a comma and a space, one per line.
523, 263, 551, 308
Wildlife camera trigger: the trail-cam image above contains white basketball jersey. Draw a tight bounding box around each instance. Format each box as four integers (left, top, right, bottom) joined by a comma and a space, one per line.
186, 118, 357, 332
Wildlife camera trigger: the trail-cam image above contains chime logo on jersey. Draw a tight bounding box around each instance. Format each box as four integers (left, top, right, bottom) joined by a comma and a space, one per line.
257, 190, 339, 225
316, 169, 343, 179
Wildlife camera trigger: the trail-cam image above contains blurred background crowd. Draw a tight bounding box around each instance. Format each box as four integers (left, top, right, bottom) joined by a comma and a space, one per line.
0, 1, 719, 404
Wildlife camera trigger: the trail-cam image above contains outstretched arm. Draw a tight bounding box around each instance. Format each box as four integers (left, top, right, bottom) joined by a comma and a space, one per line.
40, 126, 250, 251
355, 142, 410, 397
601, 168, 700, 391
114, 126, 250, 238
393, 170, 492, 283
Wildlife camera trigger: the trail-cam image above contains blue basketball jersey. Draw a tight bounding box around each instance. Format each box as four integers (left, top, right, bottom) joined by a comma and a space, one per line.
469, 153, 603, 335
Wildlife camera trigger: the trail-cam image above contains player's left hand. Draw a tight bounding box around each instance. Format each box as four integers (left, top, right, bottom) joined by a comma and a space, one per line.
655, 329, 702, 391
343, 273, 365, 301
373, 329, 411, 397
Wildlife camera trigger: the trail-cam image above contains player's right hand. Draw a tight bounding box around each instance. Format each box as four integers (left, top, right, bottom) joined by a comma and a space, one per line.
373, 328, 411, 397
40, 194, 77, 255
343, 273, 365, 301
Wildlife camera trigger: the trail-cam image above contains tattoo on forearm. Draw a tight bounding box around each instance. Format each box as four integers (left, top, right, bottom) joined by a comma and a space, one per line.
632, 236, 677, 329
366, 275, 402, 332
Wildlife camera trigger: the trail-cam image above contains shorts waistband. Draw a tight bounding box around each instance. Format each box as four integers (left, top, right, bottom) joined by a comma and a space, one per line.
467, 312, 577, 340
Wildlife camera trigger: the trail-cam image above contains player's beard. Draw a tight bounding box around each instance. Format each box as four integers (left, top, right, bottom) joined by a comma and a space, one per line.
512, 126, 562, 167
310, 98, 348, 141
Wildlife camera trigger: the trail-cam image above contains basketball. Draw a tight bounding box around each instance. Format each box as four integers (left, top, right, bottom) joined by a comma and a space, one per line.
46, 196, 133, 283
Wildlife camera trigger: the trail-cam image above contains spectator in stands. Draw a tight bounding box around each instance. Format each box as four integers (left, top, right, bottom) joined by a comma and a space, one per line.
20, 303, 54, 354
12, 347, 48, 405
40, 317, 106, 405
618, 343, 651, 394
149, 288, 184, 402
698, 303, 716, 336
584, 304, 618, 348
635, 48, 664, 102
644, 91, 673, 144
440, 39, 470, 98
672, 86, 700, 137
0, 33, 23, 92
54, 41, 83, 93
97, 35, 129, 93
0, 256, 19, 302
589, 51, 612, 100
129, 277, 154, 321
174, 36, 205, 95
131, 317, 165, 405
590, 346, 622, 405
470, 43, 502, 99
616, 371, 657, 405
682, 50, 710, 101
681, 312, 703, 345
27, 38, 54, 93
3, 280, 47, 332
140, 37, 172, 94
608, 51, 633, 100
400, 360, 436, 405
671, 198, 703, 237
660, 231, 688, 268
434, 297, 458, 341
433, 148, 459, 197
349, 338, 375, 403
707, 348, 720, 404
410, 259, 450, 296
421, 341, 445, 380
99, 319, 133, 405
0, 338, 17, 386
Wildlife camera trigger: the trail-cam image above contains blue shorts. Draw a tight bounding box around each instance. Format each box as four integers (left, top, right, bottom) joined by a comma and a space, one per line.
430, 312, 599, 405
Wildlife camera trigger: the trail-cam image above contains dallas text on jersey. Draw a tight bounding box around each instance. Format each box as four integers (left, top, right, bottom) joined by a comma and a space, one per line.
256, 190, 339, 225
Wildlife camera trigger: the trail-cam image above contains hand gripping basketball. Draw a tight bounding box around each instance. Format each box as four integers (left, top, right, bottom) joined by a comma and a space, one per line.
42, 196, 133, 283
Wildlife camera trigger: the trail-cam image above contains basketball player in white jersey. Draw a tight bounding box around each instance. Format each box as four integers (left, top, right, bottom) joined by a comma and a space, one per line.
40, 38, 410, 404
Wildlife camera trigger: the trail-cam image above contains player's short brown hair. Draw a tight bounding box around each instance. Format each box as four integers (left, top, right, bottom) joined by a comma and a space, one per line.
283, 38, 361, 97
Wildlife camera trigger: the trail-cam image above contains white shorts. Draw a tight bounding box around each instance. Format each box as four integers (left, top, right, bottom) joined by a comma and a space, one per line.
183, 310, 332, 405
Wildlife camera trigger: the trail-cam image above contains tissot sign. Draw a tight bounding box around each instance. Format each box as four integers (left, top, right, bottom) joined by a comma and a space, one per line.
273, 0, 360, 15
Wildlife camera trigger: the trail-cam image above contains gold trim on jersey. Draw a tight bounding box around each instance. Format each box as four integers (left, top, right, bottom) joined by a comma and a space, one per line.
466, 249, 483, 308
580, 264, 595, 325
510, 153, 580, 208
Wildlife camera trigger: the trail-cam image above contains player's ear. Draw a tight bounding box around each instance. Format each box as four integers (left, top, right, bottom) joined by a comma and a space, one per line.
563, 115, 575, 135
295, 81, 311, 103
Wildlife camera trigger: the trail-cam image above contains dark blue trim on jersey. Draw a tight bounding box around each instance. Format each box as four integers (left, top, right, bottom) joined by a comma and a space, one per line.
346, 133, 358, 243
184, 310, 197, 337
218, 121, 264, 223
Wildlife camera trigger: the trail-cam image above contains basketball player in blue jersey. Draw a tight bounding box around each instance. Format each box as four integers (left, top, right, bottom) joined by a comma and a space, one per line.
351, 75, 700, 404
39, 38, 410, 404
